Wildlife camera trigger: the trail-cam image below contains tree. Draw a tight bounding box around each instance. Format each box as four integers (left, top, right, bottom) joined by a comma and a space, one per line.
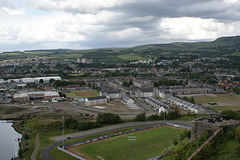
96, 113, 122, 124
49, 78, 55, 84
221, 110, 240, 120
129, 80, 133, 85
190, 97, 195, 104
58, 92, 66, 98
64, 117, 78, 128
39, 79, 44, 84
233, 86, 240, 94
134, 113, 146, 121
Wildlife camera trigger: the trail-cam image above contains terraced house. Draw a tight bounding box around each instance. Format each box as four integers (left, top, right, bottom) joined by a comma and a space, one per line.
85, 96, 107, 106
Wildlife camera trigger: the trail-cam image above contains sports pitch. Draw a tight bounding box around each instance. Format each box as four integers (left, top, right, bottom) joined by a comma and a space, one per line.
66, 90, 99, 98
70, 127, 183, 160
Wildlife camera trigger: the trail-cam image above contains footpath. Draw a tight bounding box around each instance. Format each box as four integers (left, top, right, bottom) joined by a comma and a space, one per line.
31, 133, 39, 160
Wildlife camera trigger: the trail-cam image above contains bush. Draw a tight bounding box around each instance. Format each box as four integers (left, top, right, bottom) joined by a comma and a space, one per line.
236, 144, 240, 156
180, 129, 191, 140
166, 110, 182, 120
96, 113, 122, 124
18, 148, 24, 159
22, 133, 30, 140
64, 117, 78, 128
134, 113, 146, 121
77, 122, 101, 131
173, 139, 178, 145
235, 126, 240, 142
148, 114, 160, 121
221, 110, 240, 120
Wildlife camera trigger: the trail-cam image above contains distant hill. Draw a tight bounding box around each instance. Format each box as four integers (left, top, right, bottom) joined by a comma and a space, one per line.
1, 35, 240, 62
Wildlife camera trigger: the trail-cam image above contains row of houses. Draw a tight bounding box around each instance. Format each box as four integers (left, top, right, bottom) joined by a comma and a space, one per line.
99, 85, 212, 100
145, 97, 171, 113
157, 86, 212, 95
167, 96, 205, 114
85, 96, 107, 106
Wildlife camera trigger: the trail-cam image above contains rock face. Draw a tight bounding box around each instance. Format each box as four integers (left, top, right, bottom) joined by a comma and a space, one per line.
191, 117, 240, 141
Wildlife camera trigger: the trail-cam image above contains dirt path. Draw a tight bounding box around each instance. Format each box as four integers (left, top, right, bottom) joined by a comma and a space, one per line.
31, 133, 39, 160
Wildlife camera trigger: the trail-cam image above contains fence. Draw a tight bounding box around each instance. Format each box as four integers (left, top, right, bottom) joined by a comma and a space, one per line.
57, 146, 86, 160
57, 122, 191, 160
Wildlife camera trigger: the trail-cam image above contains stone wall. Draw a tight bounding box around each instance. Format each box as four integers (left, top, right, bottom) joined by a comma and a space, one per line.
191, 117, 240, 141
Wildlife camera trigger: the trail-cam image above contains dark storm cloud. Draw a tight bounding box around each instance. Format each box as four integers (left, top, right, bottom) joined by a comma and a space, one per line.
110, 0, 240, 20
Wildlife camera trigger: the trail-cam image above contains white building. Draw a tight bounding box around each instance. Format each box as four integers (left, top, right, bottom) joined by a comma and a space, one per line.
13, 91, 59, 102
145, 97, 171, 113
100, 90, 121, 99
7, 76, 62, 84
123, 95, 134, 104
85, 96, 107, 106
167, 96, 205, 114
0, 79, 5, 84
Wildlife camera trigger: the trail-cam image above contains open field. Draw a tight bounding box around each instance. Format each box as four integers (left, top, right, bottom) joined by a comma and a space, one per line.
182, 94, 240, 111
68, 73, 84, 76
65, 90, 99, 98
71, 127, 183, 160
178, 52, 200, 56
24, 51, 53, 55
118, 53, 148, 61
54, 53, 83, 59
208, 105, 240, 111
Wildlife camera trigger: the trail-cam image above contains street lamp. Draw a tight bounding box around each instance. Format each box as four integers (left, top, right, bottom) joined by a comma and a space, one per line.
62, 116, 64, 149
164, 111, 166, 124
128, 136, 137, 160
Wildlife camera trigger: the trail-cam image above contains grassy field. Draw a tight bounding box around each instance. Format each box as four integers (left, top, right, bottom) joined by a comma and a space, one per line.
193, 94, 240, 111
68, 73, 84, 76
65, 90, 99, 98
178, 53, 200, 56
71, 127, 183, 160
194, 94, 240, 103
24, 51, 53, 55
118, 53, 148, 61
208, 105, 240, 111
49, 125, 149, 160
54, 53, 83, 59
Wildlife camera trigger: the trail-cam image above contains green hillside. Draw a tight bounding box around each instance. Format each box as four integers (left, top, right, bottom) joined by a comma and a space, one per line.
1, 35, 240, 62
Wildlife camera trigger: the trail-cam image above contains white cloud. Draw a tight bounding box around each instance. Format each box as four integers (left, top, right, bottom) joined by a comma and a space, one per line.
1, 7, 24, 15
158, 17, 240, 41
108, 27, 142, 40
1, 0, 240, 52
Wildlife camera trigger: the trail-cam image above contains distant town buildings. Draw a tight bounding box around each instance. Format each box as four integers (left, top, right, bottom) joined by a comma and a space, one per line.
77, 58, 93, 64
13, 91, 60, 102
2, 76, 62, 84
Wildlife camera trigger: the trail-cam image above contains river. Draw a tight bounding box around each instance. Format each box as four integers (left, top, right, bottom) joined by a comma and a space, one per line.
0, 121, 22, 160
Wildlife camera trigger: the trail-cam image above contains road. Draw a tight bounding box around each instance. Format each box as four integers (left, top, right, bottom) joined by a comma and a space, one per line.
41, 120, 192, 160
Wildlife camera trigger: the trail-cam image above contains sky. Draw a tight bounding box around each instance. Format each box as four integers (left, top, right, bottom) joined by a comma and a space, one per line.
1, 0, 240, 52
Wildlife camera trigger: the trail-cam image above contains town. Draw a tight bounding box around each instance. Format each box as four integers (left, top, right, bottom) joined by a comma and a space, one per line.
1, 41, 240, 160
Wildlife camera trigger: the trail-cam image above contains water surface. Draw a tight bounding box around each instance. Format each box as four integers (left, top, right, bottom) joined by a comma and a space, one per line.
0, 121, 22, 160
